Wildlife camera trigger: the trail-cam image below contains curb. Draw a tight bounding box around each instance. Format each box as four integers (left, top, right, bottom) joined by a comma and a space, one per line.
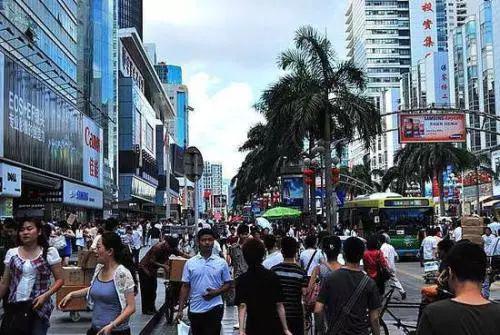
139, 303, 167, 335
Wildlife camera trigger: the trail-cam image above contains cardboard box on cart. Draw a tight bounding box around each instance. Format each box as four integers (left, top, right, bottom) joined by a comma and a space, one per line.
169, 256, 187, 281
78, 250, 98, 269
62, 266, 85, 286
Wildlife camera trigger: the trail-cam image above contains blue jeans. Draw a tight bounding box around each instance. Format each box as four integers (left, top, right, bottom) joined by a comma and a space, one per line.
32, 315, 49, 335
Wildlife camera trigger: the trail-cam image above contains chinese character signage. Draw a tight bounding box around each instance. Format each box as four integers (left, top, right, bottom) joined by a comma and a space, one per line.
83, 116, 104, 188
399, 113, 466, 143
425, 52, 450, 105
410, 0, 438, 66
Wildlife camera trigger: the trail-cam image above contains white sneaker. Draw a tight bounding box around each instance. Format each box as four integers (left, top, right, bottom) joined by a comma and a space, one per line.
233, 323, 239, 330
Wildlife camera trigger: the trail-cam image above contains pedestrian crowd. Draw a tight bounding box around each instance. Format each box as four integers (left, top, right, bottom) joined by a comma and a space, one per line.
2, 215, 500, 335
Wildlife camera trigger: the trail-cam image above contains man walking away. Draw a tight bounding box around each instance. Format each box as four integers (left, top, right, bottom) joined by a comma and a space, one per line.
421, 228, 439, 261
148, 223, 161, 246
263, 234, 284, 269
417, 241, 500, 335
235, 238, 292, 335
272, 237, 308, 335
177, 229, 232, 335
315, 237, 381, 335
379, 235, 406, 300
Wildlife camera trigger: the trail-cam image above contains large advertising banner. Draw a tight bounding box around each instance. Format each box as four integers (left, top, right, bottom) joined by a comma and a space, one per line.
282, 176, 304, 208
83, 116, 104, 188
491, 150, 500, 196
0, 51, 103, 189
2, 54, 83, 180
399, 113, 466, 143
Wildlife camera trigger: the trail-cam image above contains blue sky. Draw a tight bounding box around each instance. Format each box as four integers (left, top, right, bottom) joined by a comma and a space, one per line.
144, 0, 348, 178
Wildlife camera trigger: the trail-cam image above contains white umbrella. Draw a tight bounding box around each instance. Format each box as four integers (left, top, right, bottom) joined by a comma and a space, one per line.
256, 217, 272, 230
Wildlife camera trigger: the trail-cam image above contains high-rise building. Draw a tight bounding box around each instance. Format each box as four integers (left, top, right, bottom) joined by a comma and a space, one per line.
78, 0, 118, 216
346, 0, 411, 99
0, 0, 105, 219
203, 162, 223, 196
155, 63, 190, 147
118, 0, 143, 39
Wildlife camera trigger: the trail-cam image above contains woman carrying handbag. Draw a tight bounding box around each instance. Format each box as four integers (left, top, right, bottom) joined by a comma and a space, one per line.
59, 232, 136, 335
363, 235, 391, 295
0, 218, 64, 335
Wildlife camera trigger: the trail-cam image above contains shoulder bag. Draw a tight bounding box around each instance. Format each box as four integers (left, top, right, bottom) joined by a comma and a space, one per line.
305, 249, 319, 274
490, 238, 500, 273
0, 301, 36, 335
377, 251, 392, 284
327, 274, 370, 335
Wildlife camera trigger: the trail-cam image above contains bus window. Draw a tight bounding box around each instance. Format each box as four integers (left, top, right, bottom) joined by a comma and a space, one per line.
379, 207, 434, 235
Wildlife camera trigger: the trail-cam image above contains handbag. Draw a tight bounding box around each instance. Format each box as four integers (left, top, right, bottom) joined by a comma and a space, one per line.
377, 251, 392, 284
327, 275, 370, 334
490, 239, 500, 273
0, 301, 36, 335
304, 264, 324, 313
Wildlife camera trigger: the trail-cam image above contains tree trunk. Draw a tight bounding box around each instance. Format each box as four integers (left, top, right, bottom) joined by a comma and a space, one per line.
437, 170, 446, 216
324, 110, 334, 232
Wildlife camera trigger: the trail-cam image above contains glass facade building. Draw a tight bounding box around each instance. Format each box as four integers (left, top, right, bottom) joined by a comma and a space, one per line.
118, 0, 142, 39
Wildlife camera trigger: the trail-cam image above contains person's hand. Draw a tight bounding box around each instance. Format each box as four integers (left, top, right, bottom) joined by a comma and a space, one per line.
284, 329, 293, 335
33, 292, 50, 310
58, 292, 73, 309
97, 324, 114, 335
176, 309, 184, 323
202, 287, 218, 301
239, 330, 246, 335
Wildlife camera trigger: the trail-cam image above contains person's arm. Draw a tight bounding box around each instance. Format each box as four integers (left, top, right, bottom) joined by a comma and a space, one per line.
176, 282, 190, 322
369, 308, 381, 335
314, 301, 324, 314
238, 303, 247, 335
97, 291, 136, 335
203, 281, 232, 300
276, 302, 292, 335
0, 267, 11, 300
58, 287, 91, 309
33, 262, 64, 309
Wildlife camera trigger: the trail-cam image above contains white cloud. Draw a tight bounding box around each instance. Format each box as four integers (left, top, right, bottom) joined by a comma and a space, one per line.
187, 72, 264, 178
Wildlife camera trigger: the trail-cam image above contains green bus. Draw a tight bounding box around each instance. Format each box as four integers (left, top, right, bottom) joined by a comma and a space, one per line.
339, 193, 435, 258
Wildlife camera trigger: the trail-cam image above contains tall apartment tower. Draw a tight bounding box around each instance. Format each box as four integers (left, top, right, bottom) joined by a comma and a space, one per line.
345, 0, 411, 99
118, 0, 143, 39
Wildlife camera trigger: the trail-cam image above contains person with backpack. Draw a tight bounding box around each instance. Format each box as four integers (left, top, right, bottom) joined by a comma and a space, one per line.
315, 237, 381, 335
307, 236, 342, 335
363, 235, 390, 295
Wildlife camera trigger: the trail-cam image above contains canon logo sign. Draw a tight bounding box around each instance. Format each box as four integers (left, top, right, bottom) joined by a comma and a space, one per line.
85, 127, 101, 152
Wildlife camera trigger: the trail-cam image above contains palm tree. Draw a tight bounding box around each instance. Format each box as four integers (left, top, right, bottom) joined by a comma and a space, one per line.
259, 26, 381, 231
394, 143, 476, 215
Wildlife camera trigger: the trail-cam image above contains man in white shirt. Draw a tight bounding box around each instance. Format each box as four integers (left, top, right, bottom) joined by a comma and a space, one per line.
452, 224, 462, 242
299, 235, 324, 276
421, 228, 439, 261
379, 235, 406, 300
262, 234, 284, 269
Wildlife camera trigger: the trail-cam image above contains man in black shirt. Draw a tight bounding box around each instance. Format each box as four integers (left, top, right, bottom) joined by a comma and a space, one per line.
417, 241, 500, 335
235, 238, 292, 335
316, 237, 381, 335
272, 237, 308, 335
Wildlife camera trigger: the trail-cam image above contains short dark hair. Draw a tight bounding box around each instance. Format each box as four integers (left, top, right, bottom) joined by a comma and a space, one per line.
304, 235, 317, 249
437, 239, 454, 255
242, 238, 266, 266
321, 236, 342, 261
237, 224, 250, 236
263, 234, 277, 251
366, 235, 380, 251
281, 236, 298, 259
197, 228, 216, 240
447, 241, 487, 283
3, 218, 18, 230
343, 237, 365, 264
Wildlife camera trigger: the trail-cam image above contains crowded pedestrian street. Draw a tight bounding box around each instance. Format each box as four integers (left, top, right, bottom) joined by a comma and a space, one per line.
3, 0, 500, 335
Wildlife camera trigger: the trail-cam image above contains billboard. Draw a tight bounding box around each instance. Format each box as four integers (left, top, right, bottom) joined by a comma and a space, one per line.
2, 52, 83, 180
492, 150, 500, 196
399, 113, 466, 143
425, 52, 450, 105
282, 175, 304, 208
83, 116, 104, 188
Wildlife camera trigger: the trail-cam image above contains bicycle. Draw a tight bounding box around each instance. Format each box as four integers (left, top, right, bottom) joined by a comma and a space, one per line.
379, 286, 421, 335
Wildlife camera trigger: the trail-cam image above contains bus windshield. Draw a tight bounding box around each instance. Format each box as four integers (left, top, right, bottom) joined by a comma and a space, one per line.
379, 207, 433, 234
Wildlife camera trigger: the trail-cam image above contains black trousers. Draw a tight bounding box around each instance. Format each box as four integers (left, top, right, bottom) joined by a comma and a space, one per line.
188, 305, 224, 335
139, 268, 157, 313
132, 248, 140, 266
287, 317, 304, 335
